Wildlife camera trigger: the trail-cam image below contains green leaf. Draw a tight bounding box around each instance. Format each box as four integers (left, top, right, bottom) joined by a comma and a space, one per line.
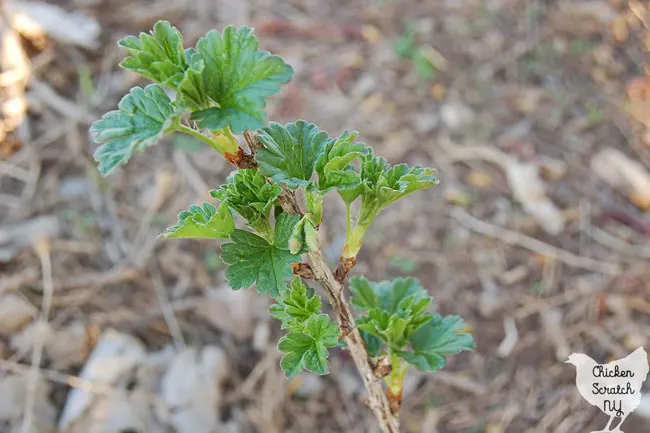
277, 314, 339, 377
270, 277, 322, 330
91, 85, 180, 176
119, 21, 187, 88
360, 330, 383, 357
177, 49, 209, 109
352, 277, 436, 351
159, 201, 234, 239
315, 130, 368, 194
211, 169, 281, 232
349, 276, 379, 311
357, 149, 439, 224
220, 213, 300, 297
289, 215, 319, 254
307, 314, 339, 347
190, 26, 294, 133
397, 315, 475, 372
255, 121, 330, 188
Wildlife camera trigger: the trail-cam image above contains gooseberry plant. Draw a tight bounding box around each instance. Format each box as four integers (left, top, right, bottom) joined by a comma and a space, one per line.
91, 21, 474, 433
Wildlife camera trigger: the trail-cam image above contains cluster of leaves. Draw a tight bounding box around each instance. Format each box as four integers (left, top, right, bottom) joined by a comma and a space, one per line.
91, 21, 473, 387
351, 277, 474, 372
271, 278, 339, 376
91, 21, 293, 175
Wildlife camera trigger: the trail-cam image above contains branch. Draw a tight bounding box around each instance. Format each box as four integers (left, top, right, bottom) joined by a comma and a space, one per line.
278, 192, 400, 433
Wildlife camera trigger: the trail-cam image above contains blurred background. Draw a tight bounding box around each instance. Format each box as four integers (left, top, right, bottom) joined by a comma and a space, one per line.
1, 0, 650, 432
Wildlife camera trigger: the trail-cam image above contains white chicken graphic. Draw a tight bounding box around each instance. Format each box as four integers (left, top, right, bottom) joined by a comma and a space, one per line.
566, 347, 649, 432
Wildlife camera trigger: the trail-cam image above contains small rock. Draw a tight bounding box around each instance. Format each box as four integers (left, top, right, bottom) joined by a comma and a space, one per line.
539, 156, 568, 181
0, 294, 37, 334
59, 177, 90, 199
0, 215, 60, 263
591, 147, 650, 210
6, 1, 101, 48
161, 346, 228, 433
411, 112, 439, 134
291, 373, 326, 398
197, 287, 267, 341
0, 374, 56, 433
441, 100, 474, 130
58, 329, 146, 431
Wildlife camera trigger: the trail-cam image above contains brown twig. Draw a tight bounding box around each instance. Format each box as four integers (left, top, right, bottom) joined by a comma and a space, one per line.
277, 192, 400, 433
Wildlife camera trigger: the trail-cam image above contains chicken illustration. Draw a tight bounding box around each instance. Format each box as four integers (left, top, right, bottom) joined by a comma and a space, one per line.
566, 347, 649, 432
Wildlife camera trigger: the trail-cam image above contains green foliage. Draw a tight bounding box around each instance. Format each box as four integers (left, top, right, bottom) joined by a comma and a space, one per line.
314, 130, 367, 195
220, 213, 300, 297
289, 214, 319, 254
159, 201, 234, 239
396, 315, 475, 372
350, 277, 473, 372
92, 21, 474, 412
270, 277, 322, 330
278, 314, 339, 377
211, 169, 281, 235
91, 85, 180, 176
119, 21, 188, 88
256, 121, 330, 188
189, 26, 294, 132
357, 150, 439, 225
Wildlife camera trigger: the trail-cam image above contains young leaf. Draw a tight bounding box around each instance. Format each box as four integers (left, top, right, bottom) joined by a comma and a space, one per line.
307, 314, 339, 347
159, 201, 234, 239
190, 26, 294, 133
119, 21, 187, 88
277, 314, 339, 377
352, 277, 435, 350
289, 214, 319, 254
255, 121, 330, 188
220, 213, 300, 297
357, 150, 439, 225
349, 276, 379, 311
360, 330, 383, 357
270, 277, 322, 330
211, 169, 281, 232
396, 315, 474, 372
315, 130, 368, 193
91, 85, 181, 176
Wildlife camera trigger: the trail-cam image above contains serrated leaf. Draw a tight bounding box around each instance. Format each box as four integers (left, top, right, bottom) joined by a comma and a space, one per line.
289, 215, 319, 254
397, 315, 475, 372
256, 121, 330, 188
349, 276, 379, 311
277, 314, 338, 377
119, 21, 187, 88
375, 277, 430, 314
159, 201, 234, 239
91, 85, 180, 176
352, 277, 436, 351
357, 149, 439, 223
211, 169, 281, 231
360, 330, 383, 357
220, 213, 300, 297
307, 314, 339, 347
315, 130, 368, 193
270, 277, 322, 330
190, 26, 294, 133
